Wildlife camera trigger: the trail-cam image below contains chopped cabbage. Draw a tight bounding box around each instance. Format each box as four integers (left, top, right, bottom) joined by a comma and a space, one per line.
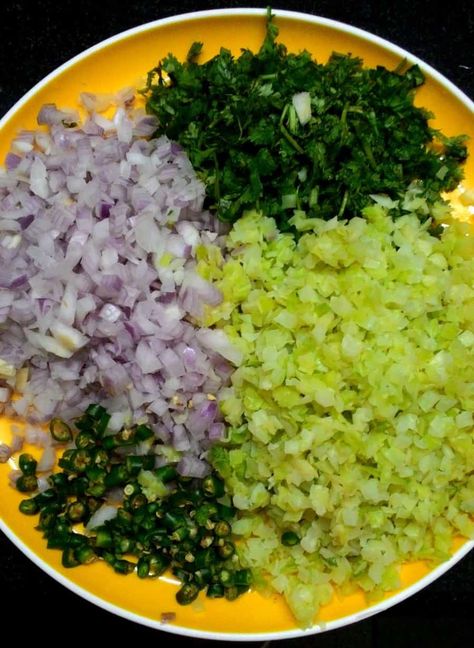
200, 202, 474, 626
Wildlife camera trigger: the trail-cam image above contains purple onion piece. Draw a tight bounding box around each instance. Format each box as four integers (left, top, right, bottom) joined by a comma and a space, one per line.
5, 153, 21, 170
98, 202, 112, 219
9, 275, 29, 290
18, 214, 35, 230
208, 422, 225, 441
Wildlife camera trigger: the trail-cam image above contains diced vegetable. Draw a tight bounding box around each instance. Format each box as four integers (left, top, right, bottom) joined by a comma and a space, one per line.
202, 201, 474, 626
14, 405, 252, 606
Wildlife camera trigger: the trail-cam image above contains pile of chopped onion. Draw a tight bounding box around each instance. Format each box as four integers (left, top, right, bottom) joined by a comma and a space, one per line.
0, 97, 239, 476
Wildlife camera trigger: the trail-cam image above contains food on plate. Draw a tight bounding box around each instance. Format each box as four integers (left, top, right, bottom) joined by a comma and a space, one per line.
1, 9, 473, 630
14, 404, 251, 604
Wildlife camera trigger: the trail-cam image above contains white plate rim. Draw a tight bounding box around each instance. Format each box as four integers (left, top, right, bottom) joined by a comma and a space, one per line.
0, 6, 473, 641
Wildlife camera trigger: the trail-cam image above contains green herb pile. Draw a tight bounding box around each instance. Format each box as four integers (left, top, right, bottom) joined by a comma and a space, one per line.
16, 405, 251, 606
144, 9, 467, 229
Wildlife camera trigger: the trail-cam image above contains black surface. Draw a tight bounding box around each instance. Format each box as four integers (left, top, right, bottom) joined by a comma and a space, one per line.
0, 1, 473, 646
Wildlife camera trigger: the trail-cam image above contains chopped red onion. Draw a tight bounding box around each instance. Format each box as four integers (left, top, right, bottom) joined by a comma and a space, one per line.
10, 433, 24, 453
208, 422, 225, 441
17, 213, 35, 230
8, 469, 21, 485
177, 454, 209, 478
24, 425, 52, 447
0, 99, 236, 473
86, 504, 118, 530
80, 92, 114, 113
186, 399, 218, 438
37, 476, 50, 492
37, 445, 57, 472
5, 153, 21, 171
0, 443, 12, 463
196, 328, 243, 366
37, 104, 79, 127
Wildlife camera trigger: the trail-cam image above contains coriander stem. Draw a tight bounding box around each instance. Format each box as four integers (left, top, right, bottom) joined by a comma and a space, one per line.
280, 124, 305, 154
337, 190, 349, 218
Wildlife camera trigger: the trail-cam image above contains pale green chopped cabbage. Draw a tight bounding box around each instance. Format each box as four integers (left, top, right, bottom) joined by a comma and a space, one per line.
137, 469, 169, 501
198, 202, 474, 627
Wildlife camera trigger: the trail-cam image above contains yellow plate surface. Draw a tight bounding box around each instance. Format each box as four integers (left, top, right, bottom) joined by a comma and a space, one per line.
0, 9, 473, 639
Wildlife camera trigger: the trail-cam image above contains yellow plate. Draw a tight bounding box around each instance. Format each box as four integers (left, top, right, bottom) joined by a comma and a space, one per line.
0, 8, 473, 640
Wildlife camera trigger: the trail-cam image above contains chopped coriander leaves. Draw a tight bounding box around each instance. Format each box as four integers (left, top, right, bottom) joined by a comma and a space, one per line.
144, 9, 467, 230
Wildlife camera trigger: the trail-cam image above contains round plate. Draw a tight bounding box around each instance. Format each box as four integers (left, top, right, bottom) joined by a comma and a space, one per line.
0, 8, 473, 640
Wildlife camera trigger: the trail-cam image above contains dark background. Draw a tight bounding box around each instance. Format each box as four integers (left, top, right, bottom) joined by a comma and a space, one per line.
0, 1, 473, 646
